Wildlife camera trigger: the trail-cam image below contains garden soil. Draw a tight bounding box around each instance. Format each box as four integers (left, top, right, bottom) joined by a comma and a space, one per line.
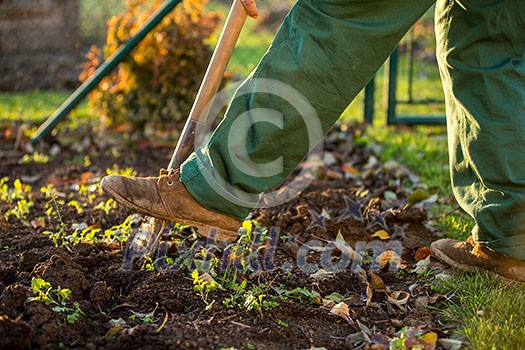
0, 124, 459, 349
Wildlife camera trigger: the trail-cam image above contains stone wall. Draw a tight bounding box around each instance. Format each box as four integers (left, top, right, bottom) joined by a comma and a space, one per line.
0, 0, 80, 91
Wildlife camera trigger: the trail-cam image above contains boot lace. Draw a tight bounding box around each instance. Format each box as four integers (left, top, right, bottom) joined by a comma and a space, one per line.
159, 168, 179, 186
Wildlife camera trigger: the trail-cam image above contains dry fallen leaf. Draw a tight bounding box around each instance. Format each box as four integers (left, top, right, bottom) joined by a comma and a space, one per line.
370, 272, 386, 291
412, 256, 431, 274
330, 301, 351, 321
356, 319, 371, 335
355, 266, 369, 285
79, 171, 96, 185
199, 272, 215, 284
105, 325, 125, 337
0, 220, 9, 232
106, 318, 127, 337
376, 250, 405, 270
115, 122, 134, 133
391, 319, 403, 328
30, 219, 45, 229
47, 175, 62, 186
370, 333, 391, 348
428, 294, 446, 304
322, 299, 336, 308
309, 268, 335, 280
371, 230, 390, 240
365, 283, 378, 307
415, 296, 429, 308
405, 338, 432, 349
342, 164, 360, 175
334, 232, 363, 265
387, 291, 410, 311
415, 246, 433, 262
419, 331, 438, 347
345, 294, 364, 306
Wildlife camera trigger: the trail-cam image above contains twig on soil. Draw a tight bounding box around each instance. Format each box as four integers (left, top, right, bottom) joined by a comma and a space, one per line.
231, 320, 251, 329
193, 316, 215, 329
155, 307, 169, 333
329, 335, 347, 340
218, 314, 237, 323
191, 321, 200, 332
257, 327, 269, 334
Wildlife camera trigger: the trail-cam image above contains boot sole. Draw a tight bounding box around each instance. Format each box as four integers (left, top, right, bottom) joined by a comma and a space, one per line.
430, 242, 524, 285
430, 241, 482, 273
101, 180, 239, 242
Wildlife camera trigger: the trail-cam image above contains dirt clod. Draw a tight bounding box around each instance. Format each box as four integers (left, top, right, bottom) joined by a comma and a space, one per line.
32, 254, 89, 298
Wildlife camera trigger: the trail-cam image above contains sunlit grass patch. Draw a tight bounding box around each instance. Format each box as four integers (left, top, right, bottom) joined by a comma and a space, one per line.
0, 91, 92, 124
436, 272, 525, 349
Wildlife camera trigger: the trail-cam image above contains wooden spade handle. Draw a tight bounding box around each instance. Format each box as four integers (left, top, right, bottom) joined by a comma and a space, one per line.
169, 0, 248, 169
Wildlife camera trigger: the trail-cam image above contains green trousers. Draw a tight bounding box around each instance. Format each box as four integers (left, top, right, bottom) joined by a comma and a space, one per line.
180, 0, 525, 260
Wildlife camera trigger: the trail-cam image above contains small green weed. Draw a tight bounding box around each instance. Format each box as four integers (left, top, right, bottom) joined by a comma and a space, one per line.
192, 270, 220, 311
143, 257, 156, 271
5, 199, 34, 222
277, 319, 288, 327
1, 177, 33, 203
77, 183, 98, 204
27, 277, 85, 324
94, 198, 117, 215
130, 313, 157, 324
67, 200, 85, 214
275, 286, 320, 305
44, 214, 135, 248
221, 220, 268, 275
19, 152, 51, 164
2, 178, 34, 223
101, 215, 136, 245
242, 286, 279, 315
71, 155, 92, 167
389, 328, 409, 350
106, 165, 137, 177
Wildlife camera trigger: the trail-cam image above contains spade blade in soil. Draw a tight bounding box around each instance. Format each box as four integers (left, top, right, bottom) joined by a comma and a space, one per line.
121, 216, 165, 271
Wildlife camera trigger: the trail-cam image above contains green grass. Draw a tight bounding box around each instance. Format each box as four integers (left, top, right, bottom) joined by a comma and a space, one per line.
0, 91, 91, 124
435, 272, 525, 349
0, 91, 94, 139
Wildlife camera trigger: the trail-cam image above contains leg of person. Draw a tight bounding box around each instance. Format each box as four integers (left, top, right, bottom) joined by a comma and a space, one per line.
102, 0, 435, 239
179, 0, 434, 218
431, 0, 525, 281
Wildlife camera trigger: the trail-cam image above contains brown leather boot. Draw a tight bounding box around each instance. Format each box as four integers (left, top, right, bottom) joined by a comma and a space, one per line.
100, 169, 241, 241
431, 236, 525, 283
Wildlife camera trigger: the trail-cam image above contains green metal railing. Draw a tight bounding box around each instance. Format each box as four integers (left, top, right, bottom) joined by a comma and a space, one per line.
31, 0, 183, 143
385, 46, 445, 125
363, 27, 446, 126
